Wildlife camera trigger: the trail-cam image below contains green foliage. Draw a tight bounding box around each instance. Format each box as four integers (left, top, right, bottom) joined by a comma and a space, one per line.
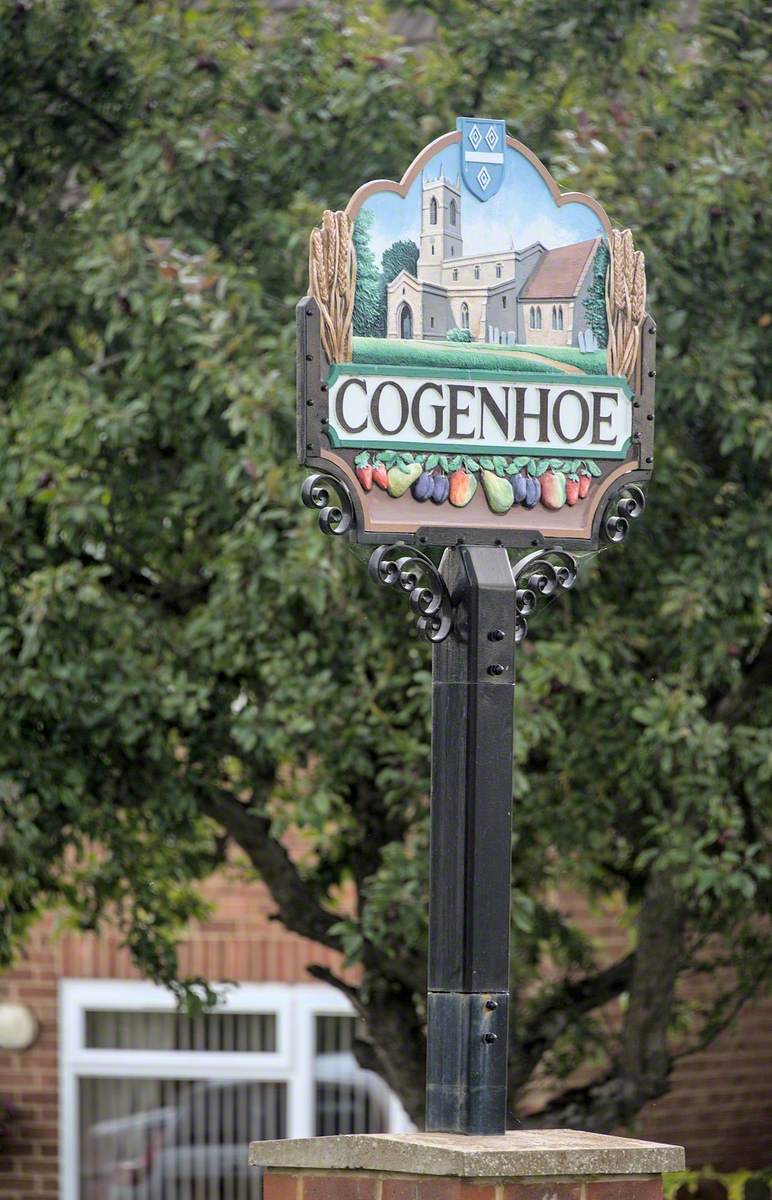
445, 328, 473, 342
0, 0, 770, 1125
353, 210, 385, 336
664, 1168, 772, 1200
583, 242, 610, 347
381, 240, 419, 284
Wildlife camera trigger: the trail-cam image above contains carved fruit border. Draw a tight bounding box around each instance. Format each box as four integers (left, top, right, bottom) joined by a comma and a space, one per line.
352, 448, 603, 514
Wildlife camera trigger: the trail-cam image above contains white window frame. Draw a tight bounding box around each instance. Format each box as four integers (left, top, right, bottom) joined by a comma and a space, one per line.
59, 979, 412, 1200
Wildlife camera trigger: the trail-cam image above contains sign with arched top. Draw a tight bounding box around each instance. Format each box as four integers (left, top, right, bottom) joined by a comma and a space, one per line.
298, 119, 654, 549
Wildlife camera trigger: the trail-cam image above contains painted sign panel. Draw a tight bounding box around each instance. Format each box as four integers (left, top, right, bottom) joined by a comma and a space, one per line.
297, 119, 654, 548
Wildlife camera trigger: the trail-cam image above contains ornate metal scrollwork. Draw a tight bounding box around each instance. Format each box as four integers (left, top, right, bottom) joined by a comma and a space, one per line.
512, 548, 578, 643
603, 484, 646, 543
301, 473, 354, 536
368, 544, 452, 643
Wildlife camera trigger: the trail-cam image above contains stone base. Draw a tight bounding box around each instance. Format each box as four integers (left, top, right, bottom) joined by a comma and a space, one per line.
249, 1130, 685, 1200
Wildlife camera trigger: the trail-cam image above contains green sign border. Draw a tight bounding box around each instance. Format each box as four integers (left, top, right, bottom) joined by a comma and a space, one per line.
325, 363, 634, 459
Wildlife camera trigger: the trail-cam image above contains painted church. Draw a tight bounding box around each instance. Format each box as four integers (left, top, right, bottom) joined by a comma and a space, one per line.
385, 172, 601, 348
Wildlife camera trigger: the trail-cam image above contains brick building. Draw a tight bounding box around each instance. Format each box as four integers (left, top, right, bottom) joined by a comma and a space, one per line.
1, 867, 770, 1199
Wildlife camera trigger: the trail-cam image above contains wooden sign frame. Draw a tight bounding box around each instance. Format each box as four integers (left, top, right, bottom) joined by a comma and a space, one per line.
297, 123, 654, 551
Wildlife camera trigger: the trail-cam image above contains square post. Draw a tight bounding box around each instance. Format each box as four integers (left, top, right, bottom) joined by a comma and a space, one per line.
426, 545, 517, 1135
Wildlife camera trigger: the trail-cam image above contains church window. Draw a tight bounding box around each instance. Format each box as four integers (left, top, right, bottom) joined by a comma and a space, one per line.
451, 246, 455, 255
430, 316, 435, 328
529, 307, 536, 329
461, 302, 469, 330
474, 265, 480, 280
452, 268, 458, 281
496, 264, 502, 279
558, 306, 564, 331
431, 242, 435, 255
552, 305, 557, 330
449, 199, 457, 225
536, 308, 542, 330
502, 295, 507, 309
429, 196, 438, 225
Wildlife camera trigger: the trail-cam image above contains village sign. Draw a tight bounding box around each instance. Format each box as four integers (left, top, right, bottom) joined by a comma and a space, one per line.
298, 118, 654, 553
297, 120, 655, 1135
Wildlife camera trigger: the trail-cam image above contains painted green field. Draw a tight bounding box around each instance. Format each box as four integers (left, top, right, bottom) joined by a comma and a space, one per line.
352, 336, 608, 376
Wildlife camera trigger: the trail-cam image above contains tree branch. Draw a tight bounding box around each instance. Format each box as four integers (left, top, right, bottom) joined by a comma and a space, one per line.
198, 786, 340, 951
510, 952, 635, 1091
520, 872, 686, 1131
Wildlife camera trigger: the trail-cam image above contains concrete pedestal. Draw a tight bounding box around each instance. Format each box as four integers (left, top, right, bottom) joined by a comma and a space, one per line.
250, 1130, 685, 1199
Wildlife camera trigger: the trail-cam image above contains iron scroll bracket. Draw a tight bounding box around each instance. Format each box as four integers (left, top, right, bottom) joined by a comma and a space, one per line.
300, 472, 354, 536
368, 544, 453, 643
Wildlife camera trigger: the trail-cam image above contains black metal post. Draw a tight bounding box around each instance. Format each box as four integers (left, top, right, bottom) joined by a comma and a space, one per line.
426, 544, 516, 1135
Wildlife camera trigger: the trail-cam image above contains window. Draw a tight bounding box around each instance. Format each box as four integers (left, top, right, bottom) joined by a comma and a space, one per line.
400, 303, 413, 340
452, 268, 458, 281
474, 265, 480, 280
496, 263, 502, 279
529, 306, 536, 329
502, 295, 507, 309
449, 198, 457, 225
536, 307, 542, 330
461, 302, 470, 330
558, 305, 564, 331
552, 305, 558, 330
429, 196, 438, 224
451, 246, 455, 255
430, 316, 435, 328
431, 241, 435, 255
61, 981, 411, 1200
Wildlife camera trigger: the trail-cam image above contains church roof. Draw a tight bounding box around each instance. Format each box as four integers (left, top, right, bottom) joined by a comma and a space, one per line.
520, 237, 600, 300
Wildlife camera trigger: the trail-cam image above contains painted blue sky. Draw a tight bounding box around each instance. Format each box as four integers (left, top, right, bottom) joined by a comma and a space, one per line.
360, 139, 605, 264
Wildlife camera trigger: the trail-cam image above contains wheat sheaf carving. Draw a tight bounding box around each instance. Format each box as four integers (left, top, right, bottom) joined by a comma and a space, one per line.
606, 228, 647, 386
308, 209, 357, 364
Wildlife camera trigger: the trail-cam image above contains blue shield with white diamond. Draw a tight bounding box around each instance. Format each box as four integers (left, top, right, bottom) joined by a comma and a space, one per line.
457, 117, 505, 202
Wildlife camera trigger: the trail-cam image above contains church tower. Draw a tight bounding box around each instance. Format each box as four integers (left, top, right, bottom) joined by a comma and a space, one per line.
418, 171, 463, 283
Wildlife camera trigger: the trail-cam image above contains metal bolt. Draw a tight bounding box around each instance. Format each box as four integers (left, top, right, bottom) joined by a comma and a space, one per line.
321, 417, 328, 425
647, 413, 654, 421
648, 326, 655, 334
306, 309, 313, 316
321, 384, 328, 392
488, 630, 505, 642
485, 999, 498, 1010
306, 399, 314, 407
487, 664, 505, 676
648, 369, 656, 378
646, 456, 653, 464
482, 1032, 498, 1044
633, 400, 641, 408
633, 432, 641, 441
306, 442, 313, 450
306, 353, 313, 362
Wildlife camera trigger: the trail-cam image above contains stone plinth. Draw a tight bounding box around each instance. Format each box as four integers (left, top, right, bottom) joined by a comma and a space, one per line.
249, 1130, 685, 1199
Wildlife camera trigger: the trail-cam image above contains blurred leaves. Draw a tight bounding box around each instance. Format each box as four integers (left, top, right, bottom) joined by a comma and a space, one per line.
0, 0, 769, 1106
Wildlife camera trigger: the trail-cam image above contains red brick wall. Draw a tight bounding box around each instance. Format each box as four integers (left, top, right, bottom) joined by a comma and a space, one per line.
1, 869, 770, 1199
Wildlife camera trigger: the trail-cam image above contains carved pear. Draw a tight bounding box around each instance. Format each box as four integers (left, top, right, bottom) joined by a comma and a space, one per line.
387, 463, 423, 497
481, 470, 514, 514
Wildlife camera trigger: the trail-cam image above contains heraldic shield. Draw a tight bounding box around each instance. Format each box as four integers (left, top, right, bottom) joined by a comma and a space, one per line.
457, 116, 505, 201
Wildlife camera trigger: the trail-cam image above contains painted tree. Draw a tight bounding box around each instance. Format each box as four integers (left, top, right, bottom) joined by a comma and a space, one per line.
382, 240, 419, 284
0, 0, 769, 1132
352, 209, 384, 337
583, 241, 609, 347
